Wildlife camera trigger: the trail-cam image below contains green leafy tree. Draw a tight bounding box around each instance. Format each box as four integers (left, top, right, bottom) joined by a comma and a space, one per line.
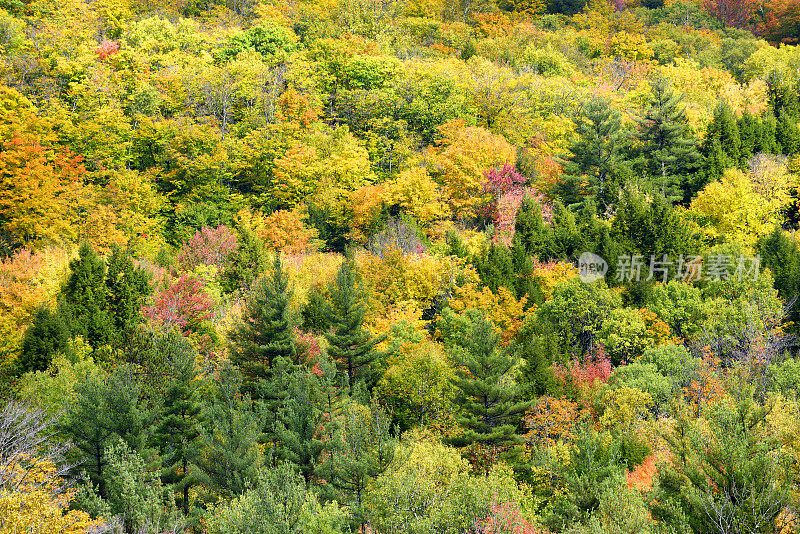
322, 400, 395, 512
60, 365, 146, 497
650, 395, 790, 534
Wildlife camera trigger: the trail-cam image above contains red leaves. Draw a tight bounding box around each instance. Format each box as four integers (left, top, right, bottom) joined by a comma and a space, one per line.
142, 274, 214, 335
477, 499, 543, 534
95, 39, 120, 60
177, 225, 238, 271
703, 0, 759, 28
553, 344, 613, 391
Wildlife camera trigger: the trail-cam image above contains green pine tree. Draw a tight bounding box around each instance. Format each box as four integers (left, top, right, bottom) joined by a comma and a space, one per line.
560, 100, 625, 209
151, 350, 201, 515
61, 242, 114, 349
324, 260, 386, 392
439, 308, 531, 452
634, 77, 700, 202
196, 362, 264, 498
18, 306, 71, 374
276, 371, 326, 484
229, 254, 296, 399
105, 245, 150, 345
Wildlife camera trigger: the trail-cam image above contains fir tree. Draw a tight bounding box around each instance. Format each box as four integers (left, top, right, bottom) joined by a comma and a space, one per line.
18, 306, 70, 374
634, 77, 700, 202
440, 308, 531, 451
196, 362, 264, 498
151, 350, 201, 515
473, 242, 516, 293
560, 100, 625, 209
324, 260, 386, 392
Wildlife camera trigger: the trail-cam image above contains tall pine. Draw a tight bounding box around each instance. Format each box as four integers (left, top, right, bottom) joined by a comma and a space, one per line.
439, 308, 531, 452
229, 253, 296, 398
634, 77, 699, 202
61, 242, 114, 348
324, 260, 385, 392
151, 345, 201, 515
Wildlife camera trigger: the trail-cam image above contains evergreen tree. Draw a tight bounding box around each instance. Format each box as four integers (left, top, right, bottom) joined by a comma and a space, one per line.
696, 102, 741, 195
276, 371, 326, 484
776, 109, 800, 155
222, 225, 268, 294
105, 245, 150, 345
322, 399, 395, 511
61, 365, 146, 497
300, 286, 331, 334
515, 316, 558, 399
324, 260, 386, 392
439, 308, 531, 451
634, 77, 700, 201
196, 362, 264, 498
473, 242, 516, 293
151, 349, 201, 515
511, 195, 554, 262
560, 100, 625, 209
61, 242, 114, 348
18, 306, 71, 374
229, 254, 296, 400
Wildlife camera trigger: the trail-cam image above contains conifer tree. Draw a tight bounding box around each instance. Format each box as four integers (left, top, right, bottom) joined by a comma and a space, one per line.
473, 242, 516, 293
324, 260, 385, 392
560, 100, 625, 209
105, 245, 150, 345
228, 254, 296, 399
151, 348, 201, 515
196, 362, 264, 498
276, 371, 326, 484
439, 308, 531, 451
634, 78, 699, 201
61, 242, 114, 348
18, 306, 70, 374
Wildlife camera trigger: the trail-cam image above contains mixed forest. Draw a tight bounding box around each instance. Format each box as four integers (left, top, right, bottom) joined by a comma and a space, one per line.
1, 0, 800, 530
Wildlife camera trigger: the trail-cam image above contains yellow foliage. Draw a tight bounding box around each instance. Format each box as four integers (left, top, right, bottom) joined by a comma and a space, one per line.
386, 165, 450, 224
599, 386, 653, 433
0, 458, 96, 534
690, 168, 788, 248
448, 275, 528, 342
357, 248, 447, 319
532, 261, 579, 301
0, 246, 73, 367
259, 208, 320, 254
432, 120, 516, 220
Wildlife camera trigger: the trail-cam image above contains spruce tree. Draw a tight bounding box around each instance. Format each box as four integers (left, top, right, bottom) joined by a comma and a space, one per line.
196, 362, 264, 498
61, 242, 114, 348
228, 254, 296, 399
634, 77, 699, 201
324, 260, 385, 392
151, 349, 201, 514
473, 242, 516, 293
440, 308, 531, 451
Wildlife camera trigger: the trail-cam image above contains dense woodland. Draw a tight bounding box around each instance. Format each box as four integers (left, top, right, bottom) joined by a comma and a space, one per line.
2, 0, 800, 530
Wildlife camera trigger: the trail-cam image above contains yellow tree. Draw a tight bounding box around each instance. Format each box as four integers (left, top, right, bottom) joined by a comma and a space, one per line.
0, 137, 86, 248
431, 120, 516, 220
